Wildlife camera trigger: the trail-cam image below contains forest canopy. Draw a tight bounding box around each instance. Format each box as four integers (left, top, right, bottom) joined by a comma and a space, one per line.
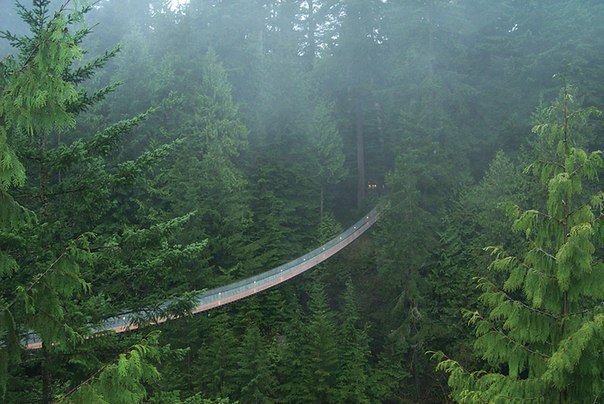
0, 0, 602, 402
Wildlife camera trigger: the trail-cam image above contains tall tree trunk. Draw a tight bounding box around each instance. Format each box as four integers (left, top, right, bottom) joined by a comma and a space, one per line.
39, 129, 51, 402
320, 183, 324, 219
38, 130, 47, 218
41, 346, 52, 403
258, 26, 264, 57
355, 98, 366, 209
306, 0, 316, 70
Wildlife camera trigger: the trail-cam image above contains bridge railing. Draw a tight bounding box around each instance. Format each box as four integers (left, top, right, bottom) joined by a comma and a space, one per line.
189, 207, 379, 308
25, 208, 380, 348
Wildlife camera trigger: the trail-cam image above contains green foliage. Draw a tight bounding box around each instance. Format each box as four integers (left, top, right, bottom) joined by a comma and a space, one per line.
0, 1, 90, 398
3, 0, 603, 401
1, 1, 209, 401
0, 13, 79, 136
154, 48, 251, 285
437, 85, 604, 403
306, 101, 346, 216
195, 314, 239, 399
305, 281, 339, 403
236, 325, 276, 403
317, 211, 343, 244
62, 333, 161, 404
334, 280, 371, 402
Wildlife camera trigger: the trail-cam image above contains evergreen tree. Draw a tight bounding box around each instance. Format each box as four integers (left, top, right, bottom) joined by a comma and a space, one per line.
335, 280, 371, 403
0, 2, 94, 399
245, 60, 324, 257
236, 325, 276, 403
275, 296, 313, 403
306, 101, 346, 220
305, 281, 339, 403
373, 146, 444, 400
158, 48, 250, 286
435, 83, 604, 403
194, 313, 239, 400
1, 2, 203, 401
62, 333, 162, 404
321, 0, 386, 209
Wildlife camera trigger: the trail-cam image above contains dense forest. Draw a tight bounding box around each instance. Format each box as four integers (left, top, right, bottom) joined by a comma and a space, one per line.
1, 0, 603, 402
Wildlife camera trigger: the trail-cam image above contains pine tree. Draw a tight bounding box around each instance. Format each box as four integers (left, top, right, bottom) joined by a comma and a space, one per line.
435, 82, 604, 403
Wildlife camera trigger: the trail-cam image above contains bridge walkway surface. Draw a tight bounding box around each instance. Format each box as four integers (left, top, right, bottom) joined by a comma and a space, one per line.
26, 208, 380, 349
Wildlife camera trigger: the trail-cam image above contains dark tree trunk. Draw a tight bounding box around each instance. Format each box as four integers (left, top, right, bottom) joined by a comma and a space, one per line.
355, 98, 366, 209
320, 183, 324, 219
38, 130, 47, 218
41, 346, 52, 403
306, 0, 316, 70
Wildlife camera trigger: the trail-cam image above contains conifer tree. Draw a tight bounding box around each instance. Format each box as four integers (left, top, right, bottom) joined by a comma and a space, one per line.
61, 332, 162, 404
236, 325, 277, 403
275, 296, 313, 402
435, 83, 604, 403
158, 48, 250, 285
0, 2, 91, 398
1, 1, 204, 401
305, 281, 339, 403
335, 280, 371, 403
306, 102, 346, 220
195, 313, 239, 400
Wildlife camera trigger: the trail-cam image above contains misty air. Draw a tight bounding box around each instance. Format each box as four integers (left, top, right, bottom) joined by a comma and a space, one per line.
0, 0, 603, 403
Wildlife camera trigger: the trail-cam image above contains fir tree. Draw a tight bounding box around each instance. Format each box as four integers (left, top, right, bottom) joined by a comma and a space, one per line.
435, 82, 604, 403
158, 48, 250, 286
60, 332, 162, 404
0, 2, 91, 398
274, 296, 312, 403
335, 280, 371, 403
305, 281, 339, 403
236, 325, 277, 403
194, 313, 239, 400
306, 101, 346, 220
1, 1, 204, 401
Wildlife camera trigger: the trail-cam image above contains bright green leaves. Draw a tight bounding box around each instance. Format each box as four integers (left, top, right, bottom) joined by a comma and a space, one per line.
0, 3, 89, 399
21, 234, 94, 351
543, 314, 604, 390
437, 85, 604, 402
1, 1, 207, 401
0, 127, 25, 190
62, 333, 161, 404
557, 223, 594, 292
1, 13, 80, 137
0, 251, 18, 279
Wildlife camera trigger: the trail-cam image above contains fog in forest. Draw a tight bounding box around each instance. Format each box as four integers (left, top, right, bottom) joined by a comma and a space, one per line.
1, 1, 603, 402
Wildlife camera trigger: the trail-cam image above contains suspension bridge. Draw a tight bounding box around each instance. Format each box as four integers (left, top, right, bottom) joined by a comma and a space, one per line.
26, 208, 380, 349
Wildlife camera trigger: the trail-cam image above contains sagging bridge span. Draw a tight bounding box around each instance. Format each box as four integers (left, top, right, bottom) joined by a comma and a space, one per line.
26, 208, 380, 349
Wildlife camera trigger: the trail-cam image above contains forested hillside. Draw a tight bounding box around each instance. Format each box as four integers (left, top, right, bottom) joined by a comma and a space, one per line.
1, 0, 602, 402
